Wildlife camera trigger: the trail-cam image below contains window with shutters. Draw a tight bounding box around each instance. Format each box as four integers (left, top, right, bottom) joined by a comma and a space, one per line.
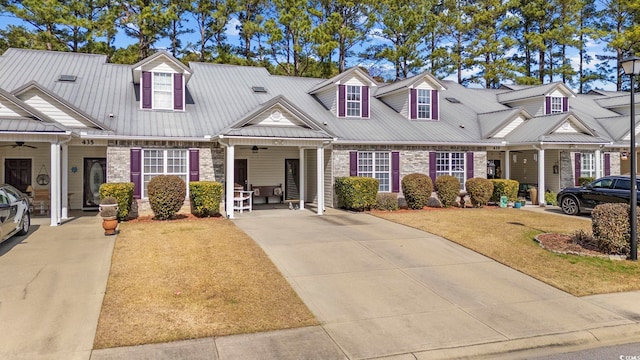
153, 72, 173, 110
358, 151, 390, 191
346, 85, 361, 117
580, 153, 595, 178
142, 149, 188, 198
435, 152, 466, 189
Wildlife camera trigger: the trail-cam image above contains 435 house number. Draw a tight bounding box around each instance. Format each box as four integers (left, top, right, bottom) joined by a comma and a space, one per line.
81, 140, 95, 145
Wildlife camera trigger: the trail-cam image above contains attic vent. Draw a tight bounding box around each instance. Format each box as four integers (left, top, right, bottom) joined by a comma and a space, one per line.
446, 97, 460, 103
58, 75, 77, 82
252, 86, 267, 93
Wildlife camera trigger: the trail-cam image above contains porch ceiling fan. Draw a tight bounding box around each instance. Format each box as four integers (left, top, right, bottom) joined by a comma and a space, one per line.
0, 141, 37, 149
252, 145, 268, 152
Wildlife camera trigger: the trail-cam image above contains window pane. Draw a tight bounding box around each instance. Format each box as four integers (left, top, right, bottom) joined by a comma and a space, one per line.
435, 152, 465, 189
580, 153, 595, 178
357, 151, 390, 192
346, 85, 361, 117
153, 72, 173, 109
142, 149, 188, 198
417, 89, 431, 119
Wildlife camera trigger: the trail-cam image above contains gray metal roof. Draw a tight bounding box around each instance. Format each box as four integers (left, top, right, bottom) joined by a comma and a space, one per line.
594, 93, 639, 109
375, 71, 445, 97
0, 119, 68, 133
0, 48, 635, 148
496, 82, 575, 104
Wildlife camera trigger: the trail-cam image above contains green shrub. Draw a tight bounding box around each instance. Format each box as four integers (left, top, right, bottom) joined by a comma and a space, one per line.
189, 181, 223, 217
592, 203, 634, 255
375, 192, 398, 211
401, 173, 433, 209
335, 177, 379, 211
148, 175, 186, 220
99, 182, 135, 221
490, 179, 519, 202
545, 191, 557, 206
435, 175, 461, 208
465, 178, 494, 207
578, 177, 595, 187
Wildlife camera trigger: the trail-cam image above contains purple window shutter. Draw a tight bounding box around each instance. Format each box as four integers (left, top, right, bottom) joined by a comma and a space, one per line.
130, 148, 142, 199
466, 152, 474, 180
174, 73, 184, 110
349, 151, 358, 176
545, 97, 551, 115
429, 152, 437, 184
391, 152, 400, 193
432, 90, 439, 120
562, 97, 568, 112
142, 71, 152, 109
410, 89, 417, 119
574, 153, 581, 186
189, 149, 199, 182
362, 86, 369, 118
604, 153, 611, 176
338, 85, 346, 117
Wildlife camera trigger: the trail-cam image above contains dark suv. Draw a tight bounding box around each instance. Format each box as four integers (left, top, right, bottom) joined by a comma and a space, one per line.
557, 175, 640, 215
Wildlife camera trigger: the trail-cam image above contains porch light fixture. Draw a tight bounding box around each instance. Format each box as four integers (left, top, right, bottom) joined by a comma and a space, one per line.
621, 55, 640, 261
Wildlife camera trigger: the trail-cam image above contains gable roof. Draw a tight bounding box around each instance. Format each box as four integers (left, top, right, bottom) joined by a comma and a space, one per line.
131, 50, 193, 84
11, 81, 111, 130
497, 82, 577, 104
220, 95, 335, 139
0, 87, 54, 123
308, 67, 377, 94
478, 108, 532, 139
375, 71, 446, 98
505, 113, 607, 143
594, 93, 640, 109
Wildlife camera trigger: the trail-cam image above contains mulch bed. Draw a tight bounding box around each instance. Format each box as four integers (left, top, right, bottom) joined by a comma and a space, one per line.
535, 233, 626, 260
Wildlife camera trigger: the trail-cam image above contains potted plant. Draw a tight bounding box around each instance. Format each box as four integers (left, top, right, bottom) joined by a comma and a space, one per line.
99, 196, 119, 235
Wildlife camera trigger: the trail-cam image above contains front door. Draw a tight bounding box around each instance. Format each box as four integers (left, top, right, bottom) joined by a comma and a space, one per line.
83, 158, 106, 209
285, 159, 299, 200
234, 159, 248, 190
4, 159, 32, 192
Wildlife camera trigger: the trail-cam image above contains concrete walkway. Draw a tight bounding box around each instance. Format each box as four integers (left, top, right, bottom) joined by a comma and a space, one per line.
0, 213, 113, 360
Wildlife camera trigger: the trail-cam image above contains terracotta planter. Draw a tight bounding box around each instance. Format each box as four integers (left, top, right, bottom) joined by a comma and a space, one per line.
102, 217, 118, 235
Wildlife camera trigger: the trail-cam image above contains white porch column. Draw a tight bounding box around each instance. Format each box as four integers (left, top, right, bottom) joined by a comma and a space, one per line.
316, 146, 324, 215
50, 143, 61, 226
504, 150, 510, 179
299, 147, 305, 209
61, 143, 69, 219
225, 144, 235, 219
537, 148, 545, 206
595, 149, 602, 178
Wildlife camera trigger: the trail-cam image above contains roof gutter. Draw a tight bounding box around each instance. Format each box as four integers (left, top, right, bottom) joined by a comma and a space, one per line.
332, 140, 500, 147
79, 134, 213, 142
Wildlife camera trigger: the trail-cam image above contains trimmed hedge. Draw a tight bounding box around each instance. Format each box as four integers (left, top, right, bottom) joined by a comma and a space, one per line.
592, 203, 635, 255
375, 192, 399, 211
435, 175, 460, 208
189, 181, 223, 217
99, 182, 135, 221
578, 177, 595, 187
335, 177, 379, 211
401, 173, 433, 209
490, 179, 519, 202
148, 175, 186, 220
465, 178, 494, 207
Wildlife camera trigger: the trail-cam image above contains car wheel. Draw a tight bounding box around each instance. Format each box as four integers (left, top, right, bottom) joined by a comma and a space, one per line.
17, 212, 30, 236
560, 196, 580, 216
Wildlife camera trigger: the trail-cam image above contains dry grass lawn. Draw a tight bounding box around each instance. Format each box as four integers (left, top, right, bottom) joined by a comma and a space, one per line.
374, 207, 640, 296
94, 218, 317, 349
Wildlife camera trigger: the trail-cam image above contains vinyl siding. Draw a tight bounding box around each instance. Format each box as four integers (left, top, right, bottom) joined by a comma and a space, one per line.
236, 147, 299, 204
509, 151, 539, 186
0, 99, 27, 118
324, 148, 332, 208
545, 150, 561, 193
147, 59, 181, 74
380, 91, 409, 117
20, 90, 88, 128
305, 149, 317, 204
493, 117, 524, 138
248, 105, 299, 127
315, 87, 336, 115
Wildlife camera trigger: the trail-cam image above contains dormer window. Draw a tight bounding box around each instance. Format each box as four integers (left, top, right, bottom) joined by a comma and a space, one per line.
410, 88, 439, 120
545, 96, 568, 114
338, 84, 369, 118
141, 71, 184, 111
417, 89, 431, 119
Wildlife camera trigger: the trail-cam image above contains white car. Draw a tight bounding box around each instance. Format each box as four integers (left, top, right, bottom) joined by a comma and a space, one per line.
0, 184, 31, 243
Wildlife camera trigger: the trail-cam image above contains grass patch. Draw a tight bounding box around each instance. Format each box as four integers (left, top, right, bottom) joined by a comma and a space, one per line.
373, 208, 640, 296
94, 218, 317, 349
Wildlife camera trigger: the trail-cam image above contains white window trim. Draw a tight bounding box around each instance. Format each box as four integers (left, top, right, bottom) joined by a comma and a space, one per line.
580, 152, 596, 178
152, 72, 174, 110
358, 151, 391, 192
550, 96, 563, 114
141, 149, 189, 199
346, 85, 362, 118
417, 89, 432, 120
435, 152, 466, 190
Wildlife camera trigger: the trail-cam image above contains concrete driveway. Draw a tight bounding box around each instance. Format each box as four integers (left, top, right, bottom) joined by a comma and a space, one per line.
233, 208, 640, 359
0, 213, 113, 360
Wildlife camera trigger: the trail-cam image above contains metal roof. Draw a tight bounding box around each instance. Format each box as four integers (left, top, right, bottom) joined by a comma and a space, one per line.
496, 82, 576, 104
